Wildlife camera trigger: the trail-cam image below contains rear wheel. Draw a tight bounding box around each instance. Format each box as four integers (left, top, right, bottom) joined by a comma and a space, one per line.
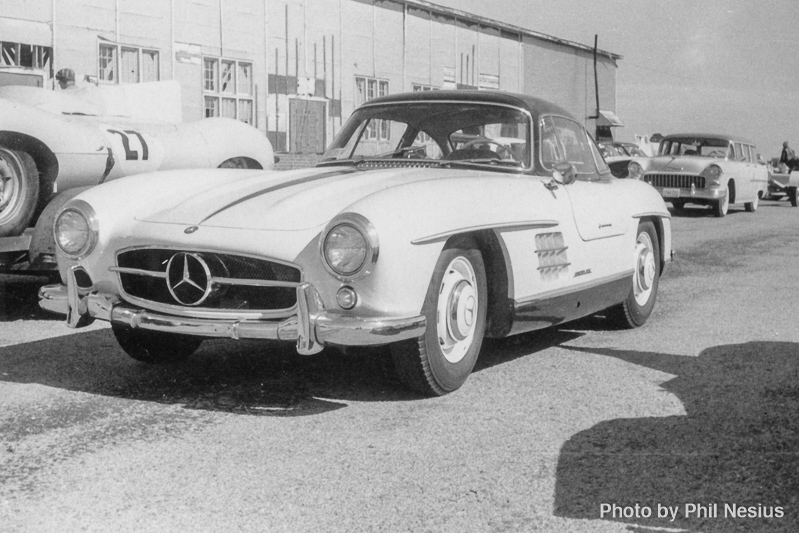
390, 241, 487, 396
790, 187, 798, 207
609, 221, 660, 328
112, 324, 202, 364
744, 193, 759, 212
0, 149, 39, 238
217, 157, 262, 169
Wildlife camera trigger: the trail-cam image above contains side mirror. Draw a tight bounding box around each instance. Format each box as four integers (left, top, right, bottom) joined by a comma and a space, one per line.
553, 162, 577, 185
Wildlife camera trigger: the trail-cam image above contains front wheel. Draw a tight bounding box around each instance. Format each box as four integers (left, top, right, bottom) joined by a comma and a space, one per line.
0, 149, 39, 238
112, 324, 202, 364
390, 241, 487, 396
609, 221, 660, 328
712, 183, 730, 217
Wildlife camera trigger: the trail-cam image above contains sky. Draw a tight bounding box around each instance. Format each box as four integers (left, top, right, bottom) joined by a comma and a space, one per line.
435, 0, 797, 160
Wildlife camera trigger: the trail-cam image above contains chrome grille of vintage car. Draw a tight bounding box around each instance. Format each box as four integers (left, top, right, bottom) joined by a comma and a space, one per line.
112, 248, 301, 314
647, 173, 706, 189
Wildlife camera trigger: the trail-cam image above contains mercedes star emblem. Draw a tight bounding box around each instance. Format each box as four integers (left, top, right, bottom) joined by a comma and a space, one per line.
166, 252, 213, 306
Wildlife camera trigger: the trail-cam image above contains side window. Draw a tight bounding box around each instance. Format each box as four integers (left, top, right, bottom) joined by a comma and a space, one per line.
550, 116, 597, 175
588, 135, 611, 175
540, 116, 566, 167
734, 142, 743, 161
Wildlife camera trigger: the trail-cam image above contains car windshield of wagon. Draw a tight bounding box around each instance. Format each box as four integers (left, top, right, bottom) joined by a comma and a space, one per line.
659, 137, 732, 158
319, 102, 531, 169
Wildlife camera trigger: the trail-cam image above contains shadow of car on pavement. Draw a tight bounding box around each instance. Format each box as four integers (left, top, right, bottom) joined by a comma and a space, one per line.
553, 341, 799, 532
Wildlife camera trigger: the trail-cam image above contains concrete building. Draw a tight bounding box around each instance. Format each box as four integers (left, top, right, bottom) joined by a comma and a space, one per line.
0, 0, 622, 166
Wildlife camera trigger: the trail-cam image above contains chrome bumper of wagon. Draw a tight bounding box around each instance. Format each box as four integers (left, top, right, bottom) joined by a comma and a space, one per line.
39, 266, 426, 355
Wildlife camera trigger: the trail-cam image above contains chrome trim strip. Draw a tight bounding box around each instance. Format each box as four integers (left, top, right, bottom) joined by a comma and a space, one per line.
211, 277, 300, 288
515, 269, 634, 306
537, 262, 571, 271
115, 245, 302, 272
117, 292, 297, 321
412, 220, 559, 245
109, 266, 167, 278
633, 212, 672, 220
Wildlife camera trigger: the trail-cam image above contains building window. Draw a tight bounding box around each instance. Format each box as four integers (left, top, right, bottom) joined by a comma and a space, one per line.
0, 42, 52, 70
412, 84, 437, 91
99, 42, 159, 83
355, 76, 389, 141
203, 56, 254, 124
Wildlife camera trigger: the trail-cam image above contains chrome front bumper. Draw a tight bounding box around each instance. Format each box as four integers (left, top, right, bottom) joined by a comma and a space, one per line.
39, 267, 426, 355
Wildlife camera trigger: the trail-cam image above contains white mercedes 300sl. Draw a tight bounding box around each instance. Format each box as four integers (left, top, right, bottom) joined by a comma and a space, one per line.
40, 90, 673, 396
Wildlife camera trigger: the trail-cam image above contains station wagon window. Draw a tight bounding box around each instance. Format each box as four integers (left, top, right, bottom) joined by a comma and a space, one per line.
203, 57, 254, 124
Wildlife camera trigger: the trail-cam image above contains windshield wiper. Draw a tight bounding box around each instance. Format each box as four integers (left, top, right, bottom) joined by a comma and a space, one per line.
441, 158, 523, 168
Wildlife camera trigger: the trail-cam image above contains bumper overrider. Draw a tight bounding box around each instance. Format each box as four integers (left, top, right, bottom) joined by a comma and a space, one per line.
39, 266, 426, 355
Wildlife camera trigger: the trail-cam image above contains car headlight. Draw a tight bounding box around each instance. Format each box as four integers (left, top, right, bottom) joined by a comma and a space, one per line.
704, 164, 722, 185
628, 161, 643, 179
320, 213, 378, 280
54, 200, 98, 259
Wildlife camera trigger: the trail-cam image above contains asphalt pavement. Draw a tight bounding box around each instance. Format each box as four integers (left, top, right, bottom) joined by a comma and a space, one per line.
1, 199, 798, 532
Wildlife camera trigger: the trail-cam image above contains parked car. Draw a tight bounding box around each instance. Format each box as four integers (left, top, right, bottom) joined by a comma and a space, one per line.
598, 141, 649, 178
0, 80, 274, 271
627, 133, 768, 217
764, 158, 799, 206
39, 90, 673, 396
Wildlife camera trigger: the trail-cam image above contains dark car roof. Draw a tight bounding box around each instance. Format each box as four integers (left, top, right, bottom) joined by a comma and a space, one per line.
664, 133, 756, 146
363, 90, 574, 121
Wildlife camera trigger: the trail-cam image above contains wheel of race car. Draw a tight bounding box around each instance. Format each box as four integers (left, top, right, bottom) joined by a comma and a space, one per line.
790, 187, 798, 207
744, 193, 759, 212
111, 324, 202, 364
609, 221, 660, 328
713, 182, 730, 217
217, 157, 263, 169
0, 148, 39, 238
671, 200, 685, 211
390, 240, 487, 396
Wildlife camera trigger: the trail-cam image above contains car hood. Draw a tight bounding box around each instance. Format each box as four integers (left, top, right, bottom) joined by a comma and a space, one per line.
137, 165, 499, 231
646, 155, 715, 173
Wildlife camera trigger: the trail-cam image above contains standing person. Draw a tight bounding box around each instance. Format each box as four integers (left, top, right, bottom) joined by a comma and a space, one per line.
780, 141, 797, 174
55, 68, 76, 90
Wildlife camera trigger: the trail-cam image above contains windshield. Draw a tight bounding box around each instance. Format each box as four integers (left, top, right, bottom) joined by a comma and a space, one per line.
659, 137, 733, 159
320, 102, 531, 169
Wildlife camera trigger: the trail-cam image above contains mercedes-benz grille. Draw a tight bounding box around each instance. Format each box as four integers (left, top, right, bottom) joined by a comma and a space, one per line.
114, 248, 301, 313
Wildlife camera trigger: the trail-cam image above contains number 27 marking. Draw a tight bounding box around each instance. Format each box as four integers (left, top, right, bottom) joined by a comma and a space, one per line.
107, 129, 149, 161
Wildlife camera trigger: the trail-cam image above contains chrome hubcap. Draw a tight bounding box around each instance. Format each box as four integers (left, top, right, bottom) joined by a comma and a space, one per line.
437, 256, 478, 363
634, 232, 656, 306
0, 152, 20, 216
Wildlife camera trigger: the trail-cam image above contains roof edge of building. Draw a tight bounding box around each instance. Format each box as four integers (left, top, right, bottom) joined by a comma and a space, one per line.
405, 0, 622, 61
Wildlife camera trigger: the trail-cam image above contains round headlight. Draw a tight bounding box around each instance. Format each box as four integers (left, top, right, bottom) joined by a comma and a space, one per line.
320, 213, 379, 281
707, 164, 722, 181
324, 224, 368, 276
54, 201, 98, 258
628, 161, 643, 179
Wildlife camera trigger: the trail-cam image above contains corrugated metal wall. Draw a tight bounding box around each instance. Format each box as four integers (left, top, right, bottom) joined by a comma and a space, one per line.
1, 0, 618, 154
